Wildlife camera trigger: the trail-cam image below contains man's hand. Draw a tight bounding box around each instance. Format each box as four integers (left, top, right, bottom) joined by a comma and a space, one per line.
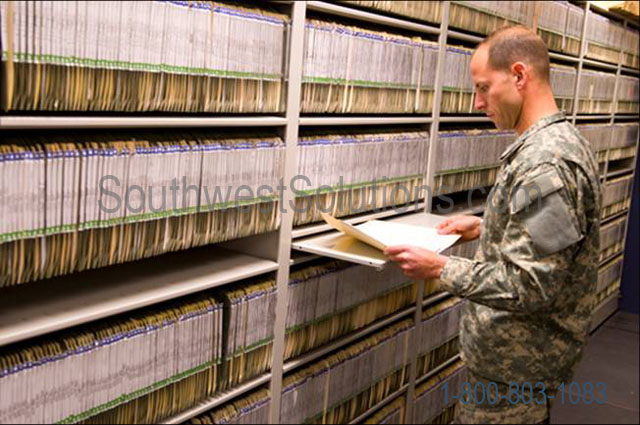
383, 245, 448, 280
436, 215, 482, 242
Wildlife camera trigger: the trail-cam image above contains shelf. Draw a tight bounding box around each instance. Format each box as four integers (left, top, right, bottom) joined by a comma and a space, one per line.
432, 196, 487, 217
607, 167, 635, 179
620, 65, 640, 76
0, 115, 288, 129
162, 373, 272, 424
549, 51, 580, 63
0, 247, 278, 348
601, 208, 630, 226
614, 114, 640, 120
599, 249, 626, 268
290, 251, 321, 266
575, 114, 613, 120
588, 2, 640, 30
438, 115, 491, 123
299, 116, 432, 126
415, 353, 462, 387
283, 305, 416, 374
348, 383, 409, 424
582, 57, 619, 72
447, 29, 483, 44
292, 202, 427, 239
422, 291, 451, 308
590, 291, 620, 333
306, 1, 440, 35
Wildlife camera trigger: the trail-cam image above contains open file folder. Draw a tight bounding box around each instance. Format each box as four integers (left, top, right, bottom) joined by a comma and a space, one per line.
292, 212, 460, 269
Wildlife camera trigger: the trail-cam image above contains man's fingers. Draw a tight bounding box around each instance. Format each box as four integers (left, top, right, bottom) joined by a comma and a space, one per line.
383, 245, 411, 256
387, 254, 407, 263
438, 223, 458, 235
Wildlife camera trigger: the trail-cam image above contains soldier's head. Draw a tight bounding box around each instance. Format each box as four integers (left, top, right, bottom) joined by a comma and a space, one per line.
471, 25, 554, 132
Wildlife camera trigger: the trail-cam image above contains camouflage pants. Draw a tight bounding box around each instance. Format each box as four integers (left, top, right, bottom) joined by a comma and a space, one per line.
453, 370, 554, 424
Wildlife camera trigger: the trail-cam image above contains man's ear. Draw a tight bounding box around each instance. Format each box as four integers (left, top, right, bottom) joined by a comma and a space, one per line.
511, 62, 527, 89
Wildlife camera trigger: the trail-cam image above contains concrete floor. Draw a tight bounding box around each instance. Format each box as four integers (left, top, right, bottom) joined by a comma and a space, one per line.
552, 311, 640, 424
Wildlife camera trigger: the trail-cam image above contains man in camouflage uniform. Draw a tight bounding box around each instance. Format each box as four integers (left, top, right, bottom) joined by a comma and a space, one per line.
385, 26, 601, 423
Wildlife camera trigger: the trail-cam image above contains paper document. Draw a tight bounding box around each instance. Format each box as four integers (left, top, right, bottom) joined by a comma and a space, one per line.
320, 212, 461, 253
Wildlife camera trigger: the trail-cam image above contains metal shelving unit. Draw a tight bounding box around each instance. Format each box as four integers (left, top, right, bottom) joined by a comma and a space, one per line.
0, 115, 288, 129
298, 116, 432, 126
1, 1, 638, 424
0, 247, 278, 348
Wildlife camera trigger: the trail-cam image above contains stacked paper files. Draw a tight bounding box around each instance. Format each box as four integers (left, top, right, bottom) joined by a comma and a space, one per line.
599, 216, 628, 262
412, 359, 467, 423
0, 130, 283, 287
596, 255, 624, 305
577, 69, 617, 114
285, 259, 417, 360
340, 1, 443, 24
586, 11, 625, 65
622, 27, 640, 68
416, 297, 464, 379
189, 387, 271, 424
609, 123, 638, 161
301, 20, 438, 114
434, 129, 517, 195
294, 129, 429, 226
0, 1, 287, 113
449, 1, 533, 35
537, 1, 584, 57
616, 76, 640, 114
550, 64, 577, 114
280, 319, 414, 424
578, 123, 613, 164
0, 294, 224, 424
601, 174, 633, 219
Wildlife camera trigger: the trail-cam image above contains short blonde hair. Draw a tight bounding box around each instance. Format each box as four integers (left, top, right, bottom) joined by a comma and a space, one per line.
477, 25, 550, 82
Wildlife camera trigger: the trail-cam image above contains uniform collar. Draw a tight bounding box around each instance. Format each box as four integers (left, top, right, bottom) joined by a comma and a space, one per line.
499, 112, 567, 162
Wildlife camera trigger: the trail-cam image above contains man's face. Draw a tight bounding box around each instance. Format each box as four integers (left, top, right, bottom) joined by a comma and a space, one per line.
470, 46, 523, 130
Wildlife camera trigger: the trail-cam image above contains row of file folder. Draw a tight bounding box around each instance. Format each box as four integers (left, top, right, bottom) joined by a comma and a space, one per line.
301, 19, 476, 114
0, 293, 225, 424
577, 122, 639, 163
577, 69, 618, 114
342, 0, 443, 25
616, 76, 640, 114
434, 129, 517, 195
601, 174, 633, 220
449, 1, 533, 36
536, 1, 584, 57
586, 10, 639, 67
0, 127, 435, 287
599, 216, 628, 263
0, 1, 288, 112
413, 359, 466, 424
187, 294, 466, 424
0, 131, 284, 287
596, 254, 624, 305
294, 130, 428, 225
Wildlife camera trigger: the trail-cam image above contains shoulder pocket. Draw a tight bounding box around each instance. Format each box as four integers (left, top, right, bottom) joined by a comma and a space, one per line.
511, 168, 583, 258
510, 168, 564, 214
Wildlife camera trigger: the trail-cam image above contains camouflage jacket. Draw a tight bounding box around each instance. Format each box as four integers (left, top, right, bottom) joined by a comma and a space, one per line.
440, 112, 602, 387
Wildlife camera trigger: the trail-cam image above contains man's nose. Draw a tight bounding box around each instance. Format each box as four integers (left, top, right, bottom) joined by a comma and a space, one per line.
474, 94, 486, 111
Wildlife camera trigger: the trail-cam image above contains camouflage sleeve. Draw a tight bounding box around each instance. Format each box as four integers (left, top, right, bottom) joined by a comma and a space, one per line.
439, 162, 587, 312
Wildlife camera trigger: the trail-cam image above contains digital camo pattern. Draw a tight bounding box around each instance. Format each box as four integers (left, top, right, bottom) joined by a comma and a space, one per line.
440, 112, 602, 423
